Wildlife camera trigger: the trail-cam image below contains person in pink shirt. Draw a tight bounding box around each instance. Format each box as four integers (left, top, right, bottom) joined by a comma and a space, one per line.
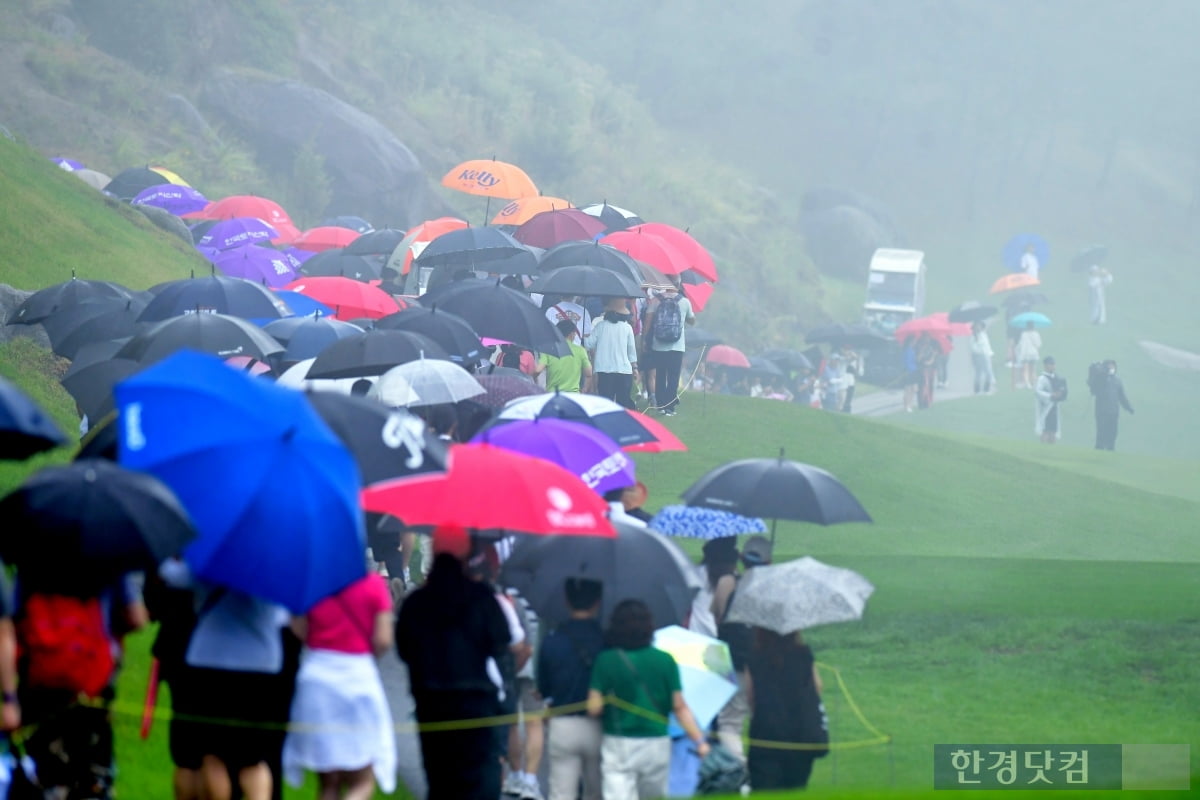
283, 574, 397, 799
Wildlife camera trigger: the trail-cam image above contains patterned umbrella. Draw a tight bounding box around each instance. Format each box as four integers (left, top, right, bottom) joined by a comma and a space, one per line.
649, 505, 766, 540
724, 556, 874, 634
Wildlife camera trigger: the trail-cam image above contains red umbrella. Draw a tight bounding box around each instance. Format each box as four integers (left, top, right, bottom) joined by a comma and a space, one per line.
184, 195, 301, 244
600, 230, 692, 276
626, 223, 718, 282
895, 313, 968, 343
623, 410, 687, 453
683, 281, 714, 313
705, 344, 751, 368
283, 277, 400, 321
361, 443, 616, 537
928, 311, 972, 337
293, 226, 363, 253
513, 209, 607, 249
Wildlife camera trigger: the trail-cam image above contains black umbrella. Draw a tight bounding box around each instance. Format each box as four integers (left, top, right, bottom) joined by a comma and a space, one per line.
0, 459, 195, 593
579, 202, 645, 232
741, 356, 786, 378
76, 412, 118, 461
189, 219, 219, 245
305, 329, 450, 380
681, 449, 872, 537
344, 228, 406, 257
299, 249, 382, 282
538, 241, 645, 286
493, 391, 656, 446
48, 301, 147, 361
40, 296, 147, 353
1002, 291, 1050, 312
0, 375, 68, 460
947, 301, 999, 324
303, 392, 449, 485
1071, 244, 1108, 273
116, 312, 285, 365
527, 265, 644, 298
428, 281, 570, 357
412, 227, 533, 272
759, 348, 813, 372
8, 278, 139, 325
138, 276, 290, 323
103, 166, 169, 201
321, 215, 374, 234
687, 327, 724, 349
500, 521, 699, 627
805, 323, 889, 349
374, 307, 485, 364
263, 315, 363, 362
61, 358, 139, 423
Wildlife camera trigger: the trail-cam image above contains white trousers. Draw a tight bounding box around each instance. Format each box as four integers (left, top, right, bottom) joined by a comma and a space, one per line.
601, 735, 670, 800
547, 716, 603, 800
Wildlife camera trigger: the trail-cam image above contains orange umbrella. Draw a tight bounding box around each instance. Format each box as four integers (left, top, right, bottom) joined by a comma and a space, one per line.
441, 159, 539, 200
989, 273, 1040, 294
388, 217, 470, 275
491, 196, 573, 226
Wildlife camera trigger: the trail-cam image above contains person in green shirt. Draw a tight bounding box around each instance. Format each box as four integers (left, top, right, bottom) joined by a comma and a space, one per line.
535, 320, 593, 393
587, 599, 709, 799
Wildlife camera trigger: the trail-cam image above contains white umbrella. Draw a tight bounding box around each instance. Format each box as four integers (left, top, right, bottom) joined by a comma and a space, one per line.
652, 625, 738, 732
277, 357, 414, 402
725, 556, 874, 634
374, 359, 484, 407
73, 168, 112, 191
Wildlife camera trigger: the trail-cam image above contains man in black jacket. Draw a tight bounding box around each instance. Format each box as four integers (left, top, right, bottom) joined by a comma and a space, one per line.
1092, 359, 1134, 451
396, 525, 512, 800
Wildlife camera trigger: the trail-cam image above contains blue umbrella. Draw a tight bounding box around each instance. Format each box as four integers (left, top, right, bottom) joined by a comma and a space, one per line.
0, 375, 68, 460
115, 350, 365, 612
1002, 233, 1049, 273
649, 504, 767, 540
273, 290, 335, 318
1009, 311, 1052, 329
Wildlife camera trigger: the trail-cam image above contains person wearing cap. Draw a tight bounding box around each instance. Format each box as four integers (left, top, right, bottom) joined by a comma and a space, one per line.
1034, 356, 1066, 444
395, 525, 513, 800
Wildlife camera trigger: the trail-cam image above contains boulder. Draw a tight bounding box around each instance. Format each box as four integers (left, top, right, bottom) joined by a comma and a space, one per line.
199, 69, 445, 228
133, 204, 195, 245
801, 205, 894, 281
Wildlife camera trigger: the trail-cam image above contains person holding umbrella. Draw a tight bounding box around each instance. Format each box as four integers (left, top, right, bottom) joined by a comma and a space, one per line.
585, 298, 640, 409
1015, 320, 1042, 389
1087, 265, 1114, 325
969, 321, 996, 395
1034, 356, 1067, 444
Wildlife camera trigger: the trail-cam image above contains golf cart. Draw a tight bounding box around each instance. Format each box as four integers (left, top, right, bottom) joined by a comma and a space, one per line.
861, 248, 926, 384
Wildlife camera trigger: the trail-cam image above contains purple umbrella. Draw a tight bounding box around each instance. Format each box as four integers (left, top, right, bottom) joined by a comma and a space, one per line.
210, 245, 297, 288
51, 157, 85, 172
133, 183, 210, 216
472, 417, 636, 495
282, 247, 316, 267
196, 217, 279, 251
513, 208, 608, 249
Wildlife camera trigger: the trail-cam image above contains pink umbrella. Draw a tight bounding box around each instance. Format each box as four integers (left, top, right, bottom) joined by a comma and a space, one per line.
626, 223, 718, 282
513, 208, 607, 249
293, 226, 363, 253
600, 230, 692, 276
705, 344, 751, 368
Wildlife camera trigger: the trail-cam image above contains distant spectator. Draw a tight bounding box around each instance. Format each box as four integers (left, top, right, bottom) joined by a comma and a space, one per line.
916, 335, 940, 409
644, 278, 696, 416
586, 299, 639, 409
535, 319, 594, 393
545, 295, 594, 339
1020, 244, 1041, 280
1034, 356, 1066, 444
1087, 265, 1113, 325
969, 321, 996, 395
689, 537, 739, 639
1090, 359, 1134, 451
901, 339, 920, 412
1015, 321, 1042, 389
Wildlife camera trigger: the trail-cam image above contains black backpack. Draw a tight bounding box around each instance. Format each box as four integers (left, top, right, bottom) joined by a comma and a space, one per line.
1087, 362, 1107, 396
652, 295, 683, 344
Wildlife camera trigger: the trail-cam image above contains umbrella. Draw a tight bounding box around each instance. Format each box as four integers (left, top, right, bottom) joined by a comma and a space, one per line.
742, 356, 786, 378
344, 228, 405, 257
441, 159, 539, 200
361, 442, 615, 537
1009, 311, 1052, 329
413, 227, 531, 269
293, 226, 363, 253
513, 209, 606, 249
687, 328, 724, 349
705, 345, 751, 368
372, 359, 484, 407
580, 203, 644, 232
648, 505, 767, 540
320, 215, 374, 234
499, 521, 697, 627
894, 314, 961, 343
538, 241, 670, 289
8, 278, 139, 325
759, 348, 814, 372
622, 409, 687, 453
947, 301, 998, 324
116, 312, 285, 365
0, 459, 195, 593
275, 358, 389, 399
298, 249, 382, 282
274, 289, 336, 319
73, 168, 112, 191
724, 556, 875, 634
428, 281, 570, 356
1002, 233, 1049, 273
186, 195, 300, 242
386, 217, 470, 276
988, 273, 1040, 295
805, 323, 890, 349
263, 315, 364, 362
496, 391, 657, 446
195, 217, 280, 251
374, 307, 485, 364
51, 156, 84, 171
104, 166, 176, 200
600, 230, 692, 276
527, 265, 644, 298
0, 375, 68, 459
116, 350, 366, 612
1071, 244, 1109, 273
49, 301, 146, 361
305, 329, 449, 380
132, 184, 209, 216
681, 450, 872, 529
626, 223, 719, 283
471, 374, 543, 409
61, 358, 139, 423
301, 391, 448, 485
209, 245, 297, 288
652, 626, 738, 731
473, 418, 636, 495
1001, 291, 1050, 311
283, 276, 400, 321
492, 196, 574, 226
682, 281, 714, 313
139, 276, 290, 322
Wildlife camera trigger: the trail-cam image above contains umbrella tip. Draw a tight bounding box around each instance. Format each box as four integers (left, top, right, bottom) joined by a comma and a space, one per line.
778, 447, 785, 462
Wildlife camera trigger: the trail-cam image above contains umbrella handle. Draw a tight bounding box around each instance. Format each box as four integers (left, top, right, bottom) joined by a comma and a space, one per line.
140, 658, 160, 740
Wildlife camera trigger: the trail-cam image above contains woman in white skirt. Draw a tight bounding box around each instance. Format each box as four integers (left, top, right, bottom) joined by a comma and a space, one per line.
284, 573, 397, 799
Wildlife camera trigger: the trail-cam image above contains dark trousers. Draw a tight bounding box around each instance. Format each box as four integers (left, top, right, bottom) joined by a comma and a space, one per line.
1096, 410, 1119, 450
749, 747, 816, 791
21, 688, 114, 799
415, 691, 501, 800
596, 372, 634, 409
654, 350, 684, 411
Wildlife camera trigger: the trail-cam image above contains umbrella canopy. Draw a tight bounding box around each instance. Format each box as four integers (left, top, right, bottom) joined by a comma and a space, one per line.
372, 359, 484, 407
621, 409, 687, 453
626, 223, 719, 282
538, 241, 670, 289
527, 265, 644, 299
682, 281, 714, 313
648, 505, 767, 540
600, 230, 692, 276
305, 329, 449, 380
274, 289, 335, 319
947, 301, 998, 324
276, 358, 387, 399
499, 521, 698, 627
514, 208, 606, 249
9, 278, 139, 325
427, 281, 569, 356
492, 196, 574, 226
104, 166, 178, 200
742, 356, 786, 378
441, 159, 539, 199
1070, 244, 1109, 272
73, 168, 111, 191
1009, 311, 1052, 329
209, 245, 297, 288
301, 391, 448, 485
196, 217, 280, 251
187, 194, 298, 237
1002, 233, 1049, 273
132, 184, 209, 216
496, 391, 657, 446
652, 626, 738, 732
61, 358, 139, 423
321, 215, 374, 234
580, 203, 644, 232
0, 459, 195, 593
374, 307, 485, 364
759, 348, 814, 373
283, 277, 400, 320
139, 276, 290, 322
895, 314, 966, 343
264, 315, 364, 362
298, 249, 382, 282
116, 312, 285, 365
387, 217, 470, 276
293, 226, 363, 253
989, 273, 1041, 295
362, 442, 615, 537
705, 344, 751, 368
805, 323, 890, 349
344, 228, 405, 257
48, 301, 146, 361
51, 156, 84, 171
687, 327, 724, 349
681, 452, 872, 526
116, 351, 366, 612
724, 556, 875, 634
0, 375, 68, 460
471, 374, 543, 409
473, 418, 636, 495
413, 227, 532, 270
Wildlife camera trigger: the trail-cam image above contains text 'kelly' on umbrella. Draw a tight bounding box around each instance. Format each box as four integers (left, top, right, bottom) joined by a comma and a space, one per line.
361, 442, 615, 538
724, 556, 875, 634
441, 158, 539, 200
116, 350, 366, 613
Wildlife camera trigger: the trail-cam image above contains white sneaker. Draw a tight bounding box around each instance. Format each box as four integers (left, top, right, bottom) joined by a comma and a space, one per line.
520, 779, 545, 800
502, 772, 525, 797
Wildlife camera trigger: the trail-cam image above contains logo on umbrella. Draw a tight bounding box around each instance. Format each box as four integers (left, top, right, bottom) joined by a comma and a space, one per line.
496, 201, 520, 218
124, 402, 146, 452
382, 413, 427, 469
579, 453, 631, 489
457, 169, 501, 188
545, 486, 597, 529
